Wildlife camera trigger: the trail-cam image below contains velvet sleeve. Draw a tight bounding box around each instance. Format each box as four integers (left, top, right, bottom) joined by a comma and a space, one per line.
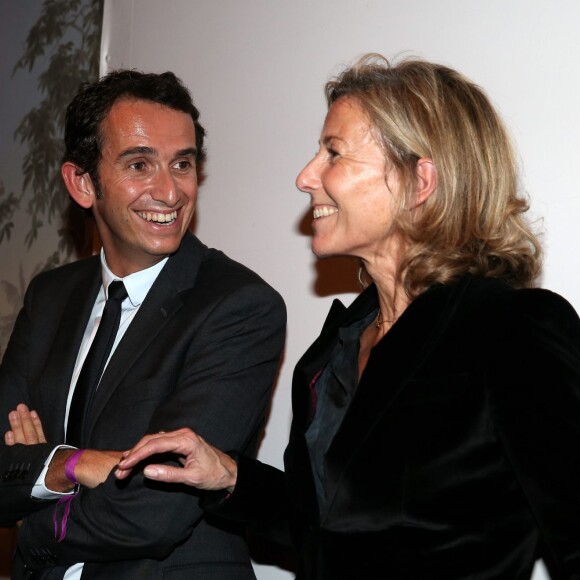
490, 289, 580, 577
202, 453, 294, 548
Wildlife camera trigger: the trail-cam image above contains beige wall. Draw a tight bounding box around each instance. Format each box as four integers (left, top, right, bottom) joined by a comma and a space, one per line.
104, 2, 579, 579
0, 0, 576, 576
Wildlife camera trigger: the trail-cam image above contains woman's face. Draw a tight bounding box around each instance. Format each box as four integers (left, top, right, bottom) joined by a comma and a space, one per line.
296, 97, 401, 263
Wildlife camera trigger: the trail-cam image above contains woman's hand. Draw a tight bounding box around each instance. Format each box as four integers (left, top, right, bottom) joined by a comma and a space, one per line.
115, 428, 238, 493
5, 403, 47, 445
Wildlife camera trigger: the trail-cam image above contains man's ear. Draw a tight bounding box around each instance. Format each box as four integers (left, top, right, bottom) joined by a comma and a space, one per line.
410, 158, 437, 209
61, 162, 97, 209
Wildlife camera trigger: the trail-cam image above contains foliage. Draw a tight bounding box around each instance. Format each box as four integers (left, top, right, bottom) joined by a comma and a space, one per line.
0, 266, 26, 357
0, 0, 103, 360
5, 0, 103, 256
0, 181, 20, 244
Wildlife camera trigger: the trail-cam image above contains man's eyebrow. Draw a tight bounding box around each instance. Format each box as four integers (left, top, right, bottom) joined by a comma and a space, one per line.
118, 146, 156, 160
117, 146, 198, 160
176, 147, 198, 159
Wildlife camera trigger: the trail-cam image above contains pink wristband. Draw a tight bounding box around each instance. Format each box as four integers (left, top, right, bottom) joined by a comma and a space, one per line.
53, 450, 84, 542
64, 449, 84, 484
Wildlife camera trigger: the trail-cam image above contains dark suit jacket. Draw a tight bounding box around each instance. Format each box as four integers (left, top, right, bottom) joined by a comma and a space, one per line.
0, 232, 286, 579
208, 275, 580, 579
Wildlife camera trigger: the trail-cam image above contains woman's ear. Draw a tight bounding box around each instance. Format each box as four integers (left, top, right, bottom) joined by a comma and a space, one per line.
411, 158, 437, 208
61, 162, 97, 209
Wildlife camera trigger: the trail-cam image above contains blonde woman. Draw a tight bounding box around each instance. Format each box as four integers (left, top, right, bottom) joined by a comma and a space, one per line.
118, 55, 580, 579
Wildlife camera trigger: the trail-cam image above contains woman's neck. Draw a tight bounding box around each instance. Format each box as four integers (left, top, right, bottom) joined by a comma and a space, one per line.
362, 241, 410, 331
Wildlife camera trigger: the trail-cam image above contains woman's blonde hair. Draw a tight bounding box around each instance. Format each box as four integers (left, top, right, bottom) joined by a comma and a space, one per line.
326, 54, 541, 297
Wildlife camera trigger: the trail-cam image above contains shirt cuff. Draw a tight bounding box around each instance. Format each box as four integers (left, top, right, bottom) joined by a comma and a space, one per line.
32, 445, 77, 499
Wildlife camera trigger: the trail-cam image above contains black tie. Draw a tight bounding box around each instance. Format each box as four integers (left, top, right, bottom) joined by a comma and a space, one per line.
66, 280, 128, 446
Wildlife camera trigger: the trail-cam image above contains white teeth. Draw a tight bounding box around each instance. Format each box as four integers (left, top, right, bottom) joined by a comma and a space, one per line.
313, 206, 338, 219
137, 210, 177, 223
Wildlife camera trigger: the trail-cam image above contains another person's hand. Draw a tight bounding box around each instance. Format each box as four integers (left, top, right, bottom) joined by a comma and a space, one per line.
5, 403, 47, 445
115, 428, 238, 492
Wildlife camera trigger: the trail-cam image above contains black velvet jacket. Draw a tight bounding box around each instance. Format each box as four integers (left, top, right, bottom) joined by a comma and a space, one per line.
210, 275, 580, 579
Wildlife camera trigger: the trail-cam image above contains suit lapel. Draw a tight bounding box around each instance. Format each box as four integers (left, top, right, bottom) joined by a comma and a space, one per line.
286, 288, 376, 521
292, 299, 346, 428
85, 234, 205, 437
36, 261, 101, 443
292, 290, 376, 430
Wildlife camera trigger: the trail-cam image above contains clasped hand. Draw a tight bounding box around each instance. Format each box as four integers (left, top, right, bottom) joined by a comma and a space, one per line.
4, 403, 122, 490
4, 406, 236, 493
5, 403, 46, 445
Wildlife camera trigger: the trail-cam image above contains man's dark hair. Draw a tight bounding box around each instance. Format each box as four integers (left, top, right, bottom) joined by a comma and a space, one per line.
63, 69, 206, 190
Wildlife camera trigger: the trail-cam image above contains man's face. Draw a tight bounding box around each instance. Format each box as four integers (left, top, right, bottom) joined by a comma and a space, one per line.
92, 98, 198, 276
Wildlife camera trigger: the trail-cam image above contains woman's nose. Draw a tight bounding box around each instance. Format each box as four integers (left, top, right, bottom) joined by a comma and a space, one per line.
295, 157, 321, 193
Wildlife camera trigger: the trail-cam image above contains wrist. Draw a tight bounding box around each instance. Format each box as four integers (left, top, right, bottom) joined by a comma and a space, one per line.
45, 449, 81, 492
224, 451, 239, 493
64, 449, 85, 491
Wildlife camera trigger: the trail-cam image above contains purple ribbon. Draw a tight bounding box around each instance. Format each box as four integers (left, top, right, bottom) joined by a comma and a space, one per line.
53, 495, 75, 542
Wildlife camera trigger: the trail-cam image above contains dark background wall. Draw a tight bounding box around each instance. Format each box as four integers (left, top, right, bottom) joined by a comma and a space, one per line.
0, 0, 102, 573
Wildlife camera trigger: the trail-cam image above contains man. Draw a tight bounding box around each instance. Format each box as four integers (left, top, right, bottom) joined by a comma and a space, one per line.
0, 70, 286, 579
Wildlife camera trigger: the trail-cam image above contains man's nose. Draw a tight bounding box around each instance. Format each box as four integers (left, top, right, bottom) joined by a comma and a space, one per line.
151, 168, 179, 206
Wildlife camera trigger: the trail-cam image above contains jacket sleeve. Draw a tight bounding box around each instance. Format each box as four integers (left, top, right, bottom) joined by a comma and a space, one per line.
202, 453, 294, 548
0, 276, 60, 524
490, 289, 580, 577
15, 281, 286, 569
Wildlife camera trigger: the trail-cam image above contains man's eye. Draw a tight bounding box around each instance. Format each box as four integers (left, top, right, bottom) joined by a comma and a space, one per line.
327, 148, 340, 160
174, 160, 193, 171
128, 161, 147, 171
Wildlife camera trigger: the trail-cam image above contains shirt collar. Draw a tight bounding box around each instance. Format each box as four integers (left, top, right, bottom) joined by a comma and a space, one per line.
100, 249, 168, 307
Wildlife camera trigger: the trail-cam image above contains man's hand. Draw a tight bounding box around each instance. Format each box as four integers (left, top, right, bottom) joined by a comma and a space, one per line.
115, 428, 238, 493
46, 449, 124, 492
5, 404, 121, 491
5, 403, 47, 445
76, 450, 124, 488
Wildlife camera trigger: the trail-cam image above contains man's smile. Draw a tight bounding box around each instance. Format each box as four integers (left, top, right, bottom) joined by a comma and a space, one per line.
136, 210, 178, 224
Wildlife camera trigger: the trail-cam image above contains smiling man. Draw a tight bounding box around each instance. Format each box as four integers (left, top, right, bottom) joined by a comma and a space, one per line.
0, 70, 286, 579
